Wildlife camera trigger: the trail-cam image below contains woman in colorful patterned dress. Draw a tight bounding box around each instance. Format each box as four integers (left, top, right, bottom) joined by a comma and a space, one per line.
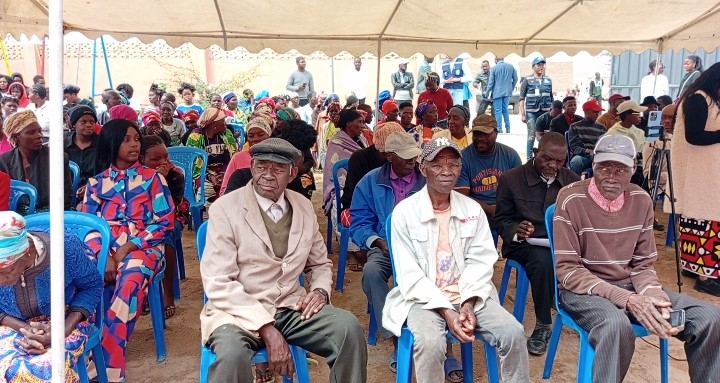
81, 119, 175, 382
0, 211, 103, 382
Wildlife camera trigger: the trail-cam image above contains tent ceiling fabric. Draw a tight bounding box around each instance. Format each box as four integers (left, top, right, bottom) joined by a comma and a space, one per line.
3, 0, 720, 56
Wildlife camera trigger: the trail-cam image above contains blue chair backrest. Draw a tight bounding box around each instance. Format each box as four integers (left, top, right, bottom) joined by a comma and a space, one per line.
543, 204, 561, 312
68, 161, 81, 192
24, 211, 111, 327
168, 146, 208, 208
9, 180, 38, 215
197, 221, 209, 303
385, 213, 399, 287
331, 159, 349, 222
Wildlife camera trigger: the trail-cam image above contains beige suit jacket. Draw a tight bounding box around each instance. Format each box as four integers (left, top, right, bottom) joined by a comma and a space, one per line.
200, 183, 333, 343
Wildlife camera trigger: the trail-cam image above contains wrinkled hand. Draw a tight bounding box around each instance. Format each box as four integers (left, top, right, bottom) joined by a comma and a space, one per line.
19, 323, 51, 354
293, 290, 327, 320
516, 221, 535, 240
458, 303, 476, 335
258, 324, 295, 378
372, 238, 389, 255
440, 308, 474, 343
626, 295, 677, 338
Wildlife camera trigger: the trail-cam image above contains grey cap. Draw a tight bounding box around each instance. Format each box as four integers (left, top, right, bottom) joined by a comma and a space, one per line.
249, 137, 302, 164
593, 135, 636, 167
421, 137, 462, 163
384, 132, 422, 160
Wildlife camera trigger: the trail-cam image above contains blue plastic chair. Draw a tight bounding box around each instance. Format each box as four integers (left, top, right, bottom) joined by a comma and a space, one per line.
543, 204, 669, 382
196, 221, 311, 383
24, 212, 111, 383
498, 259, 531, 323
69, 160, 81, 205
168, 146, 208, 231
9, 179, 37, 215
169, 160, 186, 300
385, 215, 500, 383
331, 158, 350, 292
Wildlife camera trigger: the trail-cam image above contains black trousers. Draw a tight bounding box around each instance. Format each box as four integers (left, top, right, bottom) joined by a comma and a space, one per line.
503, 244, 554, 325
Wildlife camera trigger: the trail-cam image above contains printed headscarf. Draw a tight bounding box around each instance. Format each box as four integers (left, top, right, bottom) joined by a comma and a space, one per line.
142, 110, 162, 126
197, 107, 225, 129
3, 110, 37, 147
381, 100, 399, 115
245, 116, 273, 136
415, 100, 436, 122
373, 122, 405, 152
222, 91, 237, 104
182, 110, 200, 123
0, 211, 30, 269
276, 107, 300, 122
326, 102, 342, 124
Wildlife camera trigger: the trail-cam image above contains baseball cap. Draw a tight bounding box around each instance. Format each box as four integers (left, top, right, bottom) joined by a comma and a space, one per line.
608, 94, 631, 104
398, 58, 409, 65
384, 132, 422, 160
593, 135, 636, 168
617, 100, 647, 114
640, 96, 660, 107
532, 56, 546, 66
250, 137, 302, 164
582, 100, 604, 112
421, 137, 462, 163
470, 114, 498, 133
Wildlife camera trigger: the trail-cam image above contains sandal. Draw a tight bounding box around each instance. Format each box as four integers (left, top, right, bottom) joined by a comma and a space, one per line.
164, 305, 176, 319
254, 365, 274, 383
346, 251, 366, 272
389, 350, 397, 373
141, 300, 150, 316
444, 356, 463, 383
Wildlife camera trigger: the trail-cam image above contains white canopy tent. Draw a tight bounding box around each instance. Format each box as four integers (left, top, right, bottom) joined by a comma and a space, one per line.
3, 1, 720, 381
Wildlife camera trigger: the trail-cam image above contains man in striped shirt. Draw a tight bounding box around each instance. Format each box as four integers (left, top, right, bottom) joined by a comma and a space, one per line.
553, 135, 720, 383
567, 100, 607, 175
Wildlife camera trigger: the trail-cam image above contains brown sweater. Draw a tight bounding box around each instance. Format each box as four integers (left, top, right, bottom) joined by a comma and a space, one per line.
553, 179, 668, 309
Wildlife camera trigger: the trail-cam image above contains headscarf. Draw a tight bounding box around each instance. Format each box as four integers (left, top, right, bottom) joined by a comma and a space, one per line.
373, 122, 405, 152
254, 90, 269, 101
276, 107, 300, 122
378, 90, 392, 109
254, 103, 273, 118
197, 107, 225, 129
109, 104, 138, 122
222, 91, 237, 104
245, 116, 272, 136
357, 109, 368, 121
256, 96, 276, 111
182, 109, 200, 123
426, 71, 441, 85
68, 104, 97, 126
338, 108, 362, 129
326, 102, 342, 124
415, 100, 436, 122
381, 100, 399, 115
3, 110, 37, 147
142, 110, 162, 126
322, 93, 340, 108
0, 211, 30, 269
449, 105, 471, 126
8, 82, 30, 108
117, 92, 130, 105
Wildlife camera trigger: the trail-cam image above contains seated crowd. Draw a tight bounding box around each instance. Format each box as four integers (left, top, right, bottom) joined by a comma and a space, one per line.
1, 60, 720, 383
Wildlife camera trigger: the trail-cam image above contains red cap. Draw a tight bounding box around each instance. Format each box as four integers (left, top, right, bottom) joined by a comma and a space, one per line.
608, 94, 630, 104
582, 100, 604, 112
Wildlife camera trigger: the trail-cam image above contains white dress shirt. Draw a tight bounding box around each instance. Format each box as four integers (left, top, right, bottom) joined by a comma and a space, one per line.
254, 189, 288, 222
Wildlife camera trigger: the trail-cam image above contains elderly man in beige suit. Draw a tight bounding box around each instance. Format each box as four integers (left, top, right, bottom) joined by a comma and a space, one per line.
200, 138, 368, 383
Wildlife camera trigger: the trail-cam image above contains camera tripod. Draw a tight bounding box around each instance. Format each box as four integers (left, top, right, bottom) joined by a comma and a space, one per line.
646, 135, 683, 292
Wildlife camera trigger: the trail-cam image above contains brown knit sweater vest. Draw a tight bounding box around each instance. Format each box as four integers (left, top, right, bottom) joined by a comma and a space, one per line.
260, 203, 293, 258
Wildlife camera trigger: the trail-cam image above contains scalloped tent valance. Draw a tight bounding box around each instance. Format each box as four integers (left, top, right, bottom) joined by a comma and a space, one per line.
3, 0, 720, 57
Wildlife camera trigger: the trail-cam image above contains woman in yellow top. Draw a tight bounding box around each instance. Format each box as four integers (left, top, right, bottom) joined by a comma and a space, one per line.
432, 105, 473, 149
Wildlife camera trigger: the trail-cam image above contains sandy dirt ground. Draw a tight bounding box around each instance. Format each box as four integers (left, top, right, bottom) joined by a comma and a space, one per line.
123, 172, 719, 383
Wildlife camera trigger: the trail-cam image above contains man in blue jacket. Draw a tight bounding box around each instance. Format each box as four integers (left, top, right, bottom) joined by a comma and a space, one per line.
350, 131, 426, 371
485, 57, 518, 134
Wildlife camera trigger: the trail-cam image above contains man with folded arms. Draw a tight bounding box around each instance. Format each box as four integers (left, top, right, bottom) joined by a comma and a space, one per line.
554, 134, 720, 383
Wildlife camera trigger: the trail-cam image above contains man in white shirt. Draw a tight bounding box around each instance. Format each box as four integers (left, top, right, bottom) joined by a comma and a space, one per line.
640, 60, 670, 99
28, 85, 50, 142
383, 137, 529, 383
346, 58, 368, 104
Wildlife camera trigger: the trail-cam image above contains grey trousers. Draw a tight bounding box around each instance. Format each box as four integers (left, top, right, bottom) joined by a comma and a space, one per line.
405, 299, 530, 383
362, 247, 393, 338
207, 305, 368, 383
560, 289, 720, 383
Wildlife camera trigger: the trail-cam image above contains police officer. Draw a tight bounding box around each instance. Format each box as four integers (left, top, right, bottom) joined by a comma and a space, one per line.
519, 57, 554, 160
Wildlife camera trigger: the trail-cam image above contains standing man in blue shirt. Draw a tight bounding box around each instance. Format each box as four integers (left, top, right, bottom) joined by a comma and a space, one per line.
485, 58, 518, 134
519, 56, 554, 160
455, 114, 522, 228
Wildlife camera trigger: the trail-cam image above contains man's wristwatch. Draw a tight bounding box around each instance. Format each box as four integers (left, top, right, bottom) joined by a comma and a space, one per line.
313, 288, 330, 304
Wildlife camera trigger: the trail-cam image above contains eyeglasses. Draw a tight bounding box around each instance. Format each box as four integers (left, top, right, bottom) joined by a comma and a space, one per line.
253, 161, 291, 175
427, 158, 461, 172
595, 165, 632, 177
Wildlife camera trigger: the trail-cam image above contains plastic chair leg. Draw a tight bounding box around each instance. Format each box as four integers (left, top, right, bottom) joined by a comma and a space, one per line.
513, 267, 530, 324
542, 318, 564, 379
335, 229, 349, 292
396, 327, 414, 383
326, 215, 333, 254
459, 341, 474, 383
199, 345, 216, 383
289, 344, 311, 383
191, 206, 203, 232
176, 236, 186, 280
498, 263, 512, 304
368, 302, 378, 346
577, 332, 594, 383
660, 338, 669, 383
148, 275, 167, 362
483, 341, 500, 383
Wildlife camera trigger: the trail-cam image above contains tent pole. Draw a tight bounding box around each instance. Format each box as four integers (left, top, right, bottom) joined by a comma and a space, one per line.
651, 40, 663, 97
374, 40, 382, 124
100, 36, 113, 89
91, 39, 97, 98
48, 0, 66, 380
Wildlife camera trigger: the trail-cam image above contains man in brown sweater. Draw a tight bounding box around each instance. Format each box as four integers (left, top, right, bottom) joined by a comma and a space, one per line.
553, 134, 720, 383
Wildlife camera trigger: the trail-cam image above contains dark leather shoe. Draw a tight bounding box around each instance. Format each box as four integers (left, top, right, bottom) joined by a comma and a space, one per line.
527, 325, 552, 355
